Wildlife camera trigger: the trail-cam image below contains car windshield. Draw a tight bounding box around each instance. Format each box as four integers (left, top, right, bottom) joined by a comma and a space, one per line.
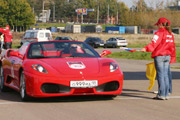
62, 37, 72, 40
117, 37, 125, 40
27, 41, 100, 59
55, 36, 72, 40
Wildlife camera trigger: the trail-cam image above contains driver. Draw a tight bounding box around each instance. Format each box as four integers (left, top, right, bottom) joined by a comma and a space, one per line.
70, 44, 84, 54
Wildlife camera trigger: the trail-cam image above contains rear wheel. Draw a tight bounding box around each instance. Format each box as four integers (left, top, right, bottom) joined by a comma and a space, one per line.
92, 44, 97, 48
20, 71, 30, 101
0, 66, 8, 92
112, 44, 116, 48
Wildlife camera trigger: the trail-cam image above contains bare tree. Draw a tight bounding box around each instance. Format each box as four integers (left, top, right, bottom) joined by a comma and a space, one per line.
155, 0, 164, 9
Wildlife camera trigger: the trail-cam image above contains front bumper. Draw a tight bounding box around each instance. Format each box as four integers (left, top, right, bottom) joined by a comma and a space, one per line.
24, 71, 123, 98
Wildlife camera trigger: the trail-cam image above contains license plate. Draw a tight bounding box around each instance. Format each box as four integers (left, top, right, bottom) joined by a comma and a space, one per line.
70, 80, 98, 88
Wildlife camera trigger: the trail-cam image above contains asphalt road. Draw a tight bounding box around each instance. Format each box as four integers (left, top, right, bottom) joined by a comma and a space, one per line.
0, 48, 180, 120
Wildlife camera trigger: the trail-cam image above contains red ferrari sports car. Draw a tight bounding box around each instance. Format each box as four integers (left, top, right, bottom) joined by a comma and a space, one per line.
0, 40, 123, 101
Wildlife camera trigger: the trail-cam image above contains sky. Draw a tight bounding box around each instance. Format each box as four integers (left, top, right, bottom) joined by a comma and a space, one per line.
118, 0, 175, 8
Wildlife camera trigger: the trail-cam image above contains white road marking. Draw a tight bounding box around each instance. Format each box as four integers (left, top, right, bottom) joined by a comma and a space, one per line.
115, 96, 180, 100
0, 102, 23, 105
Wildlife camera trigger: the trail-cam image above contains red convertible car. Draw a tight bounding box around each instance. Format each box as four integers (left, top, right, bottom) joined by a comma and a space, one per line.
0, 40, 123, 101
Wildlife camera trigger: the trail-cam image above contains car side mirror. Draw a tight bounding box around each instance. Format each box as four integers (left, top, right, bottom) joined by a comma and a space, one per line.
9, 51, 24, 59
100, 50, 111, 57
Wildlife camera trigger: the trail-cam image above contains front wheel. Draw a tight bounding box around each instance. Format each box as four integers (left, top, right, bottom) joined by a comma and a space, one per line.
20, 71, 30, 101
0, 66, 8, 92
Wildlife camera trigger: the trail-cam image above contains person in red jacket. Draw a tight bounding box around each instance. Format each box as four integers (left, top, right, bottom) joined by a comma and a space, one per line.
141, 17, 176, 100
0, 25, 13, 49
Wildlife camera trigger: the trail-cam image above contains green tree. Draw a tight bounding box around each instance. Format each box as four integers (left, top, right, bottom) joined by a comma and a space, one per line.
0, 0, 35, 31
0, 0, 9, 26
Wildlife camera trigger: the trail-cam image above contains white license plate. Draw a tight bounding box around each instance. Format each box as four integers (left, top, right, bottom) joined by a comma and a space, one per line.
70, 80, 98, 88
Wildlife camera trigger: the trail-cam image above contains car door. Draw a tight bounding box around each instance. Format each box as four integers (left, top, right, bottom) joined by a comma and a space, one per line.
2, 50, 23, 89
106, 38, 111, 47
38, 32, 45, 42
10, 56, 23, 88
113, 38, 117, 46
10, 43, 28, 89
109, 38, 114, 47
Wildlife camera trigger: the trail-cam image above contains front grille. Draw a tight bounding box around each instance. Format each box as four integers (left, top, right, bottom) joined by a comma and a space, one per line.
96, 81, 119, 92
41, 83, 71, 93
73, 88, 94, 94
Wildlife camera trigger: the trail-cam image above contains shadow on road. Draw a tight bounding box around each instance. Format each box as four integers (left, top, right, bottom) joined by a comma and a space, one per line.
120, 88, 154, 99
0, 90, 115, 103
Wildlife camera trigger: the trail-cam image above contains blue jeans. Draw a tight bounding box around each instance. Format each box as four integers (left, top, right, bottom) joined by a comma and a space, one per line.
168, 66, 172, 94
154, 55, 170, 97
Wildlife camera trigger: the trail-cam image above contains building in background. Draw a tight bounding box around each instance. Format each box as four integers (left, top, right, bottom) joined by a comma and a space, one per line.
36, 9, 51, 23
168, 0, 180, 10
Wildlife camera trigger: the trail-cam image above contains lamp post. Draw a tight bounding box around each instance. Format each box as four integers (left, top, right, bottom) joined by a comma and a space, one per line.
52, 1, 55, 22
97, 1, 99, 24
42, 0, 45, 22
107, 4, 109, 24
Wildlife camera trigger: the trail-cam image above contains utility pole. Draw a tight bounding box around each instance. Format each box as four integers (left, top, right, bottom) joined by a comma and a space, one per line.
42, 0, 45, 22
116, 10, 118, 24
81, 12, 83, 24
107, 4, 109, 24
97, 4, 99, 24
52, 2, 55, 22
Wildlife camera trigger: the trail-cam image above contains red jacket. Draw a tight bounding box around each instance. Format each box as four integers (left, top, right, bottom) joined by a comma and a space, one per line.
0, 28, 13, 42
145, 27, 176, 63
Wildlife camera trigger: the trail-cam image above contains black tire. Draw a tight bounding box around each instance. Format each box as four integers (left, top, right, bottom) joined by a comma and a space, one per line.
20, 71, 30, 101
0, 66, 8, 92
92, 44, 97, 48
112, 44, 116, 48
104, 44, 107, 48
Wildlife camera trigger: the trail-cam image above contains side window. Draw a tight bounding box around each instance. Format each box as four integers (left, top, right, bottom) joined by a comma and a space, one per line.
45, 33, 50, 37
34, 32, 38, 38
30, 32, 35, 38
24, 32, 30, 38
39, 32, 44, 38
45, 33, 52, 40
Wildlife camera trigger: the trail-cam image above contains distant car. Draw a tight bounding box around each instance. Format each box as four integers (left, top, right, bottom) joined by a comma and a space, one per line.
20, 30, 52, 46
84, 37, 104, 48
104, 37, 128, 48
55, 36, 73, 40
0, 40, 123, 101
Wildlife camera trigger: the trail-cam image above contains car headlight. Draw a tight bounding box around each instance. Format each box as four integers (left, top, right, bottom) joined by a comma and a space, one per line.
32, 64, 48, 73
110, 63, 118, 72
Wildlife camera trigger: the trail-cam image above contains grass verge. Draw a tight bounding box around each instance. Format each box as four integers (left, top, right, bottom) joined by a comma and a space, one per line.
106, 49, 180, 63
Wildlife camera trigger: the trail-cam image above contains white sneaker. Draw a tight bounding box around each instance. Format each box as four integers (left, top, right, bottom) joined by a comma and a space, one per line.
153, 95, 166, 100
153, 91, 158, 94
165, 96, 169, 100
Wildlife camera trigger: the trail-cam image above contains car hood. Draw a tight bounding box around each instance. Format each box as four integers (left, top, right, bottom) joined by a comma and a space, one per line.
39, 58, 101, 75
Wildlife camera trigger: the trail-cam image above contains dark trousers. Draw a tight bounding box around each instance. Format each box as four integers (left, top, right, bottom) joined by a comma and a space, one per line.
4, 42, 12, 49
